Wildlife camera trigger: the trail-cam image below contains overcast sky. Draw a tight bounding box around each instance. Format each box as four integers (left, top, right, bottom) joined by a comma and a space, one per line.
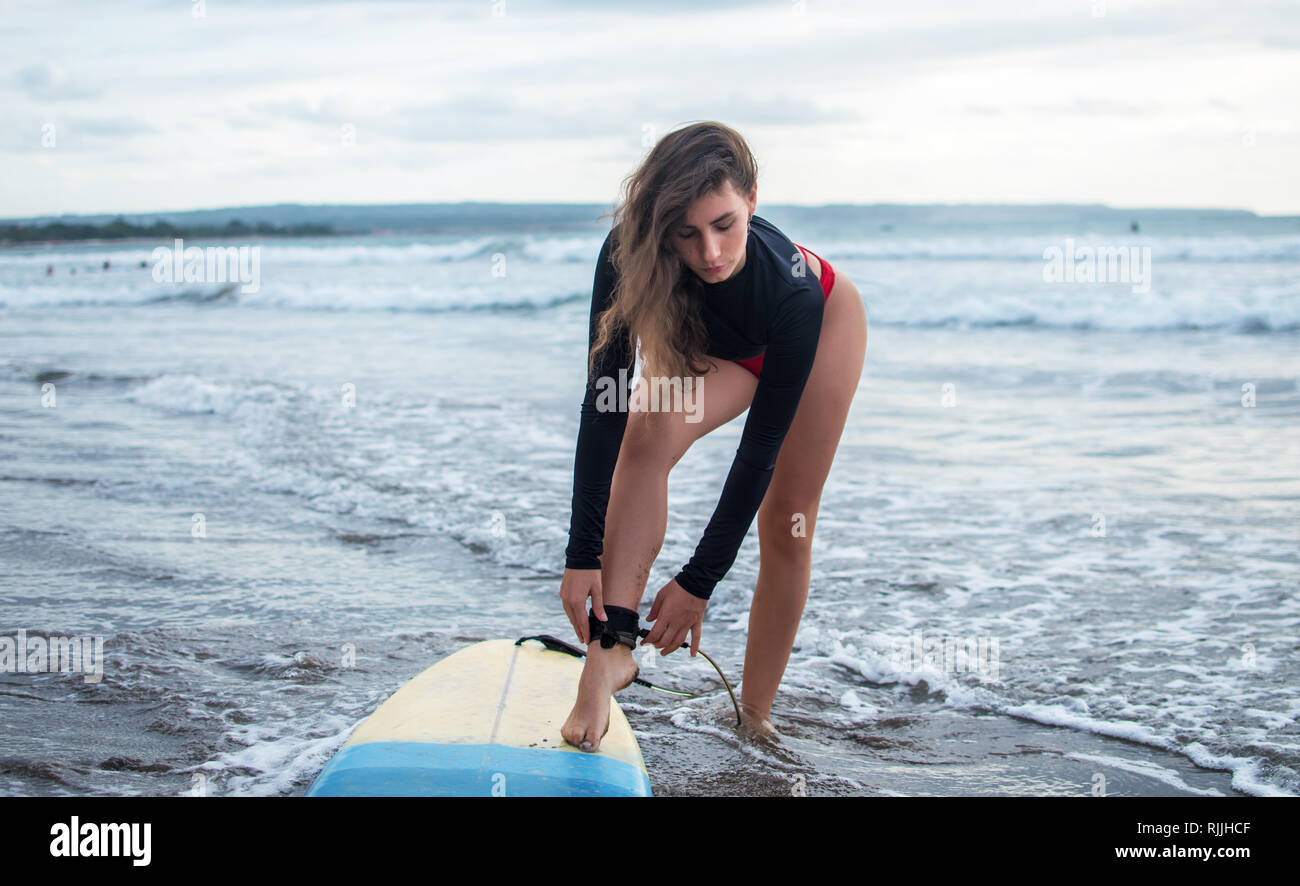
3, 0, 1297, 218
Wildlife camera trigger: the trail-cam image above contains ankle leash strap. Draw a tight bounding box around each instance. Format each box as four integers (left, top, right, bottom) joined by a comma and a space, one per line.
587, 604, 641, 650
514, 607, 745, 726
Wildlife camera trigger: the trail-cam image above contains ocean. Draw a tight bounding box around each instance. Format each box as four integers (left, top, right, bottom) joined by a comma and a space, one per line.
1, 204, 1297, 796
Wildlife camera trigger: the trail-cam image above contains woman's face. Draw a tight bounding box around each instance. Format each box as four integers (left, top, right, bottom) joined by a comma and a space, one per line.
670, 182, 756, 283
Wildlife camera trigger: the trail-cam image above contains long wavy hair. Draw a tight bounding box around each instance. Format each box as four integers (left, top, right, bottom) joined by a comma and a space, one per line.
588, 121, 758, 413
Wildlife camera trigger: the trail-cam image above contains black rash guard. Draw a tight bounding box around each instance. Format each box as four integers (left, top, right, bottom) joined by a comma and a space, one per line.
564, 214, 825, 601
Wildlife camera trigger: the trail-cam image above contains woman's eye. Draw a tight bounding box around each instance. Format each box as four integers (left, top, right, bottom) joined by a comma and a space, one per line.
678, 224, 732, 238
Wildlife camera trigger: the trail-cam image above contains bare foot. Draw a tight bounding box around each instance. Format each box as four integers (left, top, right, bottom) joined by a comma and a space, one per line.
738, 701, 778, 740
561, 643, 639, 752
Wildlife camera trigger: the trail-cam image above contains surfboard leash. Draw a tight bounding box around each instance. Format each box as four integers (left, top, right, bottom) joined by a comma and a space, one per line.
514, 632, 743, 727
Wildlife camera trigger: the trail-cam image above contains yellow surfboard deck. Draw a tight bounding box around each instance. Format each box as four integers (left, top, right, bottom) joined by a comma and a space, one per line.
308, 638, 652, 796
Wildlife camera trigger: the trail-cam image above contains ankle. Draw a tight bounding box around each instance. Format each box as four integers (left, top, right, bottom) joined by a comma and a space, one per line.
585, 643, 634, 667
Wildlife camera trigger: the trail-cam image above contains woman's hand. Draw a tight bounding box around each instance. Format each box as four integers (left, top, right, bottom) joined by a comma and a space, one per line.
643, 578, 707, 657
559, 568, 605, 644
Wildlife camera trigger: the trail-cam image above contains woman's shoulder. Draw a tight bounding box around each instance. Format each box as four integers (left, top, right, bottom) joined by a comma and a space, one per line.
751, 215, 823, 294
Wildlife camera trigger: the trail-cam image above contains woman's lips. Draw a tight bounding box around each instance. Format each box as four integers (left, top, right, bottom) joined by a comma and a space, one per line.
705, 264, 726, 274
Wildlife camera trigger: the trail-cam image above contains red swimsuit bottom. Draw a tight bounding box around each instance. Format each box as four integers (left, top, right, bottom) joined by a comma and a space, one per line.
733, 244, 835, 379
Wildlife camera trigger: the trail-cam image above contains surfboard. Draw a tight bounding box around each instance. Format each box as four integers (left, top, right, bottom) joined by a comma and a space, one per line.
306, 637, 652, 797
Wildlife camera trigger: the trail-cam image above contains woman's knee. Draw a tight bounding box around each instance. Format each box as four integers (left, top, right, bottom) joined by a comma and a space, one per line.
621, 408, 693, 471
758, 497, 818, 555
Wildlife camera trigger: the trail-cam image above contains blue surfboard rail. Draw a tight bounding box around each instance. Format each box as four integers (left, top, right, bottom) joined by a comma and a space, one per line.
306, 741, 652, 797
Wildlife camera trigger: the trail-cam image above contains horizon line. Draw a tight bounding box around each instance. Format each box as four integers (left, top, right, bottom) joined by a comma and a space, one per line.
5, 199, 1298, 224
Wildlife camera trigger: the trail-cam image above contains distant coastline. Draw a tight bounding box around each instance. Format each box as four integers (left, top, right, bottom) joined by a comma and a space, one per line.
1, 201, 1295, 247
0, 217, 340, 246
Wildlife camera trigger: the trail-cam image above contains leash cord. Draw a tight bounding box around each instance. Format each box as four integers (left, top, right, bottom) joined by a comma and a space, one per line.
636, 629, 742, 727
514, 632, 742, 726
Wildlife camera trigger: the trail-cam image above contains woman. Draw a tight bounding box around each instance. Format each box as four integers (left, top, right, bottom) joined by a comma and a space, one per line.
559, 121, 868, 751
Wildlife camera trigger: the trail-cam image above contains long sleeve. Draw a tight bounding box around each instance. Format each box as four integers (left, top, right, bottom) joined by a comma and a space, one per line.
673, 284, 825, 600
564, 230, 634, 570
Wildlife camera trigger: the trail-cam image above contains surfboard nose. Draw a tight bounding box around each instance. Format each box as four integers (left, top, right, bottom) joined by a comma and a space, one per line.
306, 639, 652, 797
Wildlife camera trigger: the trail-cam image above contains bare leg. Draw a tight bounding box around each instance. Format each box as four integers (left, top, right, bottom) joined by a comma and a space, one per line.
738, 269, 868, 733
562, 364, 759, 751
560, 450, 667, 751
739, 545, 813, 735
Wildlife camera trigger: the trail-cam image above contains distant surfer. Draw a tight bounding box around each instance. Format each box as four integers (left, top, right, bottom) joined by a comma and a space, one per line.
559, 122, 868, 750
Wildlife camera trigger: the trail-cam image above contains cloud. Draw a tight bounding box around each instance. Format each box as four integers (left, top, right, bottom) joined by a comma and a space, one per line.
1023, 97, 1163, 117
0, 112, 157, 152
0, 0, 1296, 213
73, 116, 159, 137
221, 87, 859, 146
15, 61, 103, 100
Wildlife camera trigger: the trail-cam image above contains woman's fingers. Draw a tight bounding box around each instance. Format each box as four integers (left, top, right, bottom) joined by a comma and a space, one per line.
641, 618, 663, 649
657, 630, 674, 655
657, 623, 687, 656
562, 596, 583, 644
645, 617, 702, 655
559, 569, 606, 646
665, 623, 686, 652
560, 589, 589, 644
576, 604, 589, 644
